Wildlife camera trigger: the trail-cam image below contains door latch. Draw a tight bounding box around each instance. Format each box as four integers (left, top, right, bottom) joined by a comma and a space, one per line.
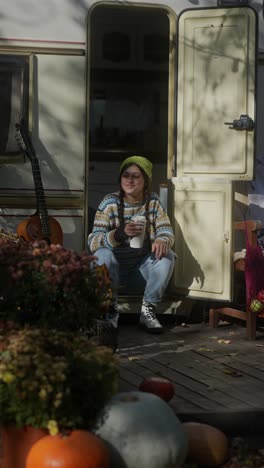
224, 114, 255, 131
223, 230, 229, 242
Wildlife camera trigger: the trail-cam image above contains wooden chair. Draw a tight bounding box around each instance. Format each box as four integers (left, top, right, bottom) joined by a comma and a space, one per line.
209, 220, 263, 340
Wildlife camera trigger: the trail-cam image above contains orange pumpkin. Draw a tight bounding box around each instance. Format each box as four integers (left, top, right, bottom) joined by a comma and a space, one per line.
26, 430, 110, 468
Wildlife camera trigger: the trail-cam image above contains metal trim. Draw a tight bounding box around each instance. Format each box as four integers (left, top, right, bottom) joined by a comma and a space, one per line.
0, 46, 85, 56
0, 195, 84, 210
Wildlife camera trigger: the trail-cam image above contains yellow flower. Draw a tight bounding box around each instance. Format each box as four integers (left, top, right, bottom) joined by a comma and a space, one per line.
47, 420, 59, 436
2, 372, 15, 384
53, 399, 61, 408
39, 388, 47, 400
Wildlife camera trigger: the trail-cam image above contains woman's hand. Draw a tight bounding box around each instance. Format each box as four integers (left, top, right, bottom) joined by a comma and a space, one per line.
124, 222, 144, 238
152, 239, 169, 259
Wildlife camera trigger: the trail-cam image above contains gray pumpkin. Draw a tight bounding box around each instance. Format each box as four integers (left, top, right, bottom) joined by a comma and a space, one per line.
94, 391, 188, 468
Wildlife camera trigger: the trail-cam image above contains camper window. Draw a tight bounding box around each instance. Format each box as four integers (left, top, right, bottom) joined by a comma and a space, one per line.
0, 55, 29, 160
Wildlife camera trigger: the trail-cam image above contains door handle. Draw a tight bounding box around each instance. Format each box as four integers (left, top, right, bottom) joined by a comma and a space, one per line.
224, 114, 255, 131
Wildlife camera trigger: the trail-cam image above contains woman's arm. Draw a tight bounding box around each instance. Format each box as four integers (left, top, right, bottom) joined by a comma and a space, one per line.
152, 196, 175, 250
88, 196, 121, 253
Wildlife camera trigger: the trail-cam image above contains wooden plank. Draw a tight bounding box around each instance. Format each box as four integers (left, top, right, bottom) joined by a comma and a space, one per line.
118, 379, 137, 392
119, 367, 143, 387
177, 349, 264, 390
118, 340, 181, 360
239, 349, 264, 365
214, 356, 264, 382
154, 353, 256, 409
225, 352, 264, 372
122, 360, 154, 378
117, 323, 264, 425
192, 348, 264, 395
135, 359, 232, 411
156, 350, 264, 407
122, 360, 201, 412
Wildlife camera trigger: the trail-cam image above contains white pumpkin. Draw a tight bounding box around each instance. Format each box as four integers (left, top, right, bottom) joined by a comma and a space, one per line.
94, 391, 188, 468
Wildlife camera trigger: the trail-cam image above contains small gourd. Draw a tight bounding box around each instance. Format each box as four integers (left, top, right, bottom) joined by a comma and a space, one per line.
250, 298, 264, 313
26, 430, 110, 468
183, 422, 229, 467
139, 376, 175, 401
94, 391, 188, 468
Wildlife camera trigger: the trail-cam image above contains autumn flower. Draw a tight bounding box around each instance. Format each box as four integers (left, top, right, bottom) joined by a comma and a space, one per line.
0, 327, 118, 433
0, 232, 117, 434
0, 237, 112, 331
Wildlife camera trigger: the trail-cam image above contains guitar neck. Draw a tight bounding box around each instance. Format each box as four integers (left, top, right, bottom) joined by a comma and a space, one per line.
16, 121, 51, 240
31, 158, 51, 239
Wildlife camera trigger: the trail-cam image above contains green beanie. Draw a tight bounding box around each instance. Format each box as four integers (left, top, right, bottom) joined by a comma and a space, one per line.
120, 156, 152, 181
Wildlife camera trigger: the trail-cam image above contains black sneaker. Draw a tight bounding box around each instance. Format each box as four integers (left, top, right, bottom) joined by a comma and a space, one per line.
105, 303, 119, 329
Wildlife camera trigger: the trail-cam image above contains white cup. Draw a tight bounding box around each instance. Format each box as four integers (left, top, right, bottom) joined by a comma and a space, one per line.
130, 215, 146, 248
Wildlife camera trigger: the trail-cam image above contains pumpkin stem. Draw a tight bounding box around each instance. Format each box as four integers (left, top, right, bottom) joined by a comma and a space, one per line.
60, 428, 72, 438
120, 395, 139, 403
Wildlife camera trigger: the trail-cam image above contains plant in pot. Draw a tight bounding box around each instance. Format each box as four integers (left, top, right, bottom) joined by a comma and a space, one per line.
0, 236, 112, 333
0, 325, 118, 468
0, 232, 119, 468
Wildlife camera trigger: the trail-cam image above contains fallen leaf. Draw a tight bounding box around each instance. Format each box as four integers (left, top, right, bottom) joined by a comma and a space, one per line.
202, 336, 216, 339
128, 356, 141, 361
222, 368, 242, 377
197, 347, 214, 352
218, 339, 231, 344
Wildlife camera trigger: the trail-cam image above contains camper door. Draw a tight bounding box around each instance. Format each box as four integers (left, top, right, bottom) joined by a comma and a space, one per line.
173, 7, 257, 301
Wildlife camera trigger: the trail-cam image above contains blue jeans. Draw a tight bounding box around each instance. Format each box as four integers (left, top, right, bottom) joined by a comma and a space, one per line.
94, 247, 176, 304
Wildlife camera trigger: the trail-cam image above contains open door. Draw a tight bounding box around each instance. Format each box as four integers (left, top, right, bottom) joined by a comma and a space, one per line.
172, 7, 257, 301
172, 178, 233, 300
177, 7, 256, 179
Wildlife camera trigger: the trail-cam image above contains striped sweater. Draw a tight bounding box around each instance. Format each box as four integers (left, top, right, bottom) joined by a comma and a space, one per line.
88, 192, 175, 253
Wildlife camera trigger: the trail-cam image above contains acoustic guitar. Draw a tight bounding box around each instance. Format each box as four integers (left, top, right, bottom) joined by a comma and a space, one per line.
15, 120, 63, 245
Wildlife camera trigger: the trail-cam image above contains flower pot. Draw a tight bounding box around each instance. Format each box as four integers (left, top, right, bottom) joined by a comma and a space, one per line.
0, 426, 48, 468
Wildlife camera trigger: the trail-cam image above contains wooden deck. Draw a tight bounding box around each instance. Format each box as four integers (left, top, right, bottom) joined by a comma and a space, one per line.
117, 319, 264, 437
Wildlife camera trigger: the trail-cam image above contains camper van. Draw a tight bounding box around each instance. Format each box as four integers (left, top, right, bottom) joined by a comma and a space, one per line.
0, 0, 263, 314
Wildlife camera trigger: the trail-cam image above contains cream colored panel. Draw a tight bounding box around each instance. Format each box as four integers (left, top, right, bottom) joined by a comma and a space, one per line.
0, 55, 86, 191
34, 54, 86, 191
177, 8, 256, 179
172, 178, 233, 300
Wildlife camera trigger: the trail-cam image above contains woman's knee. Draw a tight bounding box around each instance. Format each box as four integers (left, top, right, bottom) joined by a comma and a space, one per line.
158, 250, 176, 275
94, 248, 118, 267
168, 249, 176, 268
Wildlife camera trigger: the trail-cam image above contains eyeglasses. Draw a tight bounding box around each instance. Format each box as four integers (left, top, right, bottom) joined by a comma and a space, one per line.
122, 172, 143, 181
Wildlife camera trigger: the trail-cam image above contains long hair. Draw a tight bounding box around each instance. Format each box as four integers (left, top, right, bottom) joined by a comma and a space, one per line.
118, 163, 151, 236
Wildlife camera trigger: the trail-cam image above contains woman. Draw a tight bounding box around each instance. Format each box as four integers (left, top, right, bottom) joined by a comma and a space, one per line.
88, 156, 176, 333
